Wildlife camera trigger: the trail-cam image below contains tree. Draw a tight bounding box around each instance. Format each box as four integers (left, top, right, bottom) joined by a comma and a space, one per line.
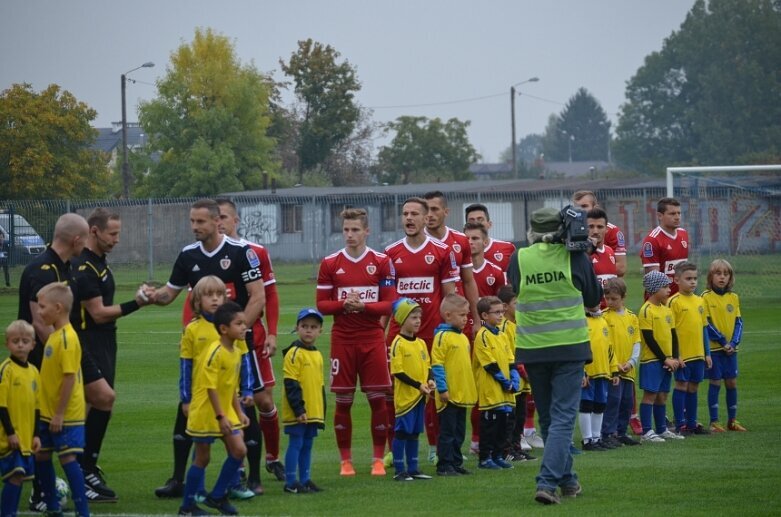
377, 116, 480, 184
541, 88, 611, 162
280, 39, 362, 185
137, 28, 277, 197
614, 0, 781, 174
0, 83, 108, 200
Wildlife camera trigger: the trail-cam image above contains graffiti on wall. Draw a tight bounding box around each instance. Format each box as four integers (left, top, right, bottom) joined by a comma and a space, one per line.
239, 204, 278, 245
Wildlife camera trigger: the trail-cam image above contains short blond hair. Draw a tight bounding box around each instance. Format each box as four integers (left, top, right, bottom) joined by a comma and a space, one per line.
5, 320, 34, 341
707, 259, 735, 292
439, 293, 468, 317
190, 276, 228, 316
37, 283, 73, 314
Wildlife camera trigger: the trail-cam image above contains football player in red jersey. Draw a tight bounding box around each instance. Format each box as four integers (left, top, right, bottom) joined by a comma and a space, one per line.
217, 199, 284, 489
464, 203, 516, 274
587, 208, 618, 309
317, 208, 396, 477
572, 191, 627, 277
385, 197, 460, 462
423, 192, 480, 336
641, 198, 689, 295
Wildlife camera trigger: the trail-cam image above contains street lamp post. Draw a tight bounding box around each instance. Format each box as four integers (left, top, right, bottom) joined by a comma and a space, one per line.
511, 77, 539, 179
121, 62, 154, 199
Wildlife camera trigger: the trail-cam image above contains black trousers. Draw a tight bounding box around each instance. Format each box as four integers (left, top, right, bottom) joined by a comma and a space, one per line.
437, 404, 466, 470
479, 409, 509, 461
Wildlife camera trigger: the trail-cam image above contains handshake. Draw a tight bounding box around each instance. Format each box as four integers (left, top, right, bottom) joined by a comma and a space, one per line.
134, 282, 160, 306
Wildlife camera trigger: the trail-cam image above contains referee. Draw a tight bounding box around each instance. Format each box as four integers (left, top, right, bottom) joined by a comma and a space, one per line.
73, 207, 151, 502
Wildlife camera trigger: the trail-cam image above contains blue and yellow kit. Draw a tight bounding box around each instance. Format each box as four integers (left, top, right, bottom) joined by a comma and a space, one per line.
390, 334, 430, 417
585, 315, 618, 379
431, 325, 477, 412
668, 292, 708, 362
0, 357, 40, 458
473, 324, 515, 410
603, 308, 640, 382
39, 324, 85, 426
638, 301, 676, 363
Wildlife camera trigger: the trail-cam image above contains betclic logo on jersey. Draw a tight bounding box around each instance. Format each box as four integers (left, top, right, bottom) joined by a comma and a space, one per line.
337, 286, 379, 302
397, 276, 434, 294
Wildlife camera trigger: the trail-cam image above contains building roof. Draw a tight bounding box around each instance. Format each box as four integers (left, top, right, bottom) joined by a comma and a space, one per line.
91, 124, 147, 153
542, 160, 611, 178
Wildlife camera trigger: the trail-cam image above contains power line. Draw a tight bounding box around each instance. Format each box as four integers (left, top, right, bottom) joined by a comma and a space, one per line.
368, 91, 506, 109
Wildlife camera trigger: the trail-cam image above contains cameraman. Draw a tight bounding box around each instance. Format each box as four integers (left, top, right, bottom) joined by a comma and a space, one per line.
507, 207, 601, 505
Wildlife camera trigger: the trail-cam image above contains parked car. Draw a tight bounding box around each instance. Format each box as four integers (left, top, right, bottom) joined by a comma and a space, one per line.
0, 213, 46, 265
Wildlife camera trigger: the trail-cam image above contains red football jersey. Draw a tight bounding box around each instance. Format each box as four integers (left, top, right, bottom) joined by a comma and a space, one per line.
605, 223, 627, 256
385, 236, 460, 342
472, 260, 506, 297
590, 245, 617, 308
484, 238, 516, 272
425, 227, 472, 295
641, 226, 690, 294
316, 247, 396, 343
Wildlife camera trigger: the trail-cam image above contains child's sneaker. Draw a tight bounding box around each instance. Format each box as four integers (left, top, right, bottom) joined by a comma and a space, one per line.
691, 423, 711, 435
283, 482, 306, 494
265, 460, 286, 482
728, 419, 747, 431
229, 483, 255, 500
478, 459, 501, 470
303, 480, 323, 492
525, 430, 545, 448
371, 459, 386, 476
383, 451, 393, 468
393, 471, 413, 481
178, 504, 210, 516
408, 470, 433, 480
493, 457, 514, 469
641, 430, 665, 443
659, 429, 685, 440
340, 460, 356, 477
453, 465, 471, 475
204, 495, 238, 515
629, 415, 643, 436
710, 422, 726, 433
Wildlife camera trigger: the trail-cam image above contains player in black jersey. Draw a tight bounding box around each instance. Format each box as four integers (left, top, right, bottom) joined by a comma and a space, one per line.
148, 199, 266, 499
73, 208, 151, 502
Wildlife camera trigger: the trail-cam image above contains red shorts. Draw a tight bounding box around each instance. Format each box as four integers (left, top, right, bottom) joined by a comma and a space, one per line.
330, 338, 391, 394
252, 322, 276, 387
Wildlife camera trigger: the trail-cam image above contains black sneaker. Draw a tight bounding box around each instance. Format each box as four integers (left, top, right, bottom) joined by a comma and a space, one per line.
204, 495, 238, 515
84, 467, 118, 502
453, 465, 471, 475
265, 460, 285, 482
178, 504, 210, 516
29, 491, 47, 513
692, 423, 711, 435
155, 478, 184, 498
283, 482, 307, 494
596, 439, 616, 450
408, 470, 432, 480
393, 472, 413, 481
303, 480, 323, 492
436, 467, 459, 476
618, 435, 641, 446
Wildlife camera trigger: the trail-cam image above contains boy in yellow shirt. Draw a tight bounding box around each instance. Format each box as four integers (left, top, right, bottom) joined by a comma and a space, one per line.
431, 294, 477, 476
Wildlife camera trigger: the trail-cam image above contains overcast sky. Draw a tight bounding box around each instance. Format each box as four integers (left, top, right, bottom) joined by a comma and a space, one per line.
1, 0, 695, 163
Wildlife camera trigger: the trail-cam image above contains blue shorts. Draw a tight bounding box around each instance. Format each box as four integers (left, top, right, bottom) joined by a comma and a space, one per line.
709, 351, 738, 380
0, 451, 35, 481
192, 429, 242, 444
581, 377, 609, 404
675, 359, 706, 383
284, 423, 319, 438
38, 423, 84, 456
395, 398, 426, 435
640, 362, 672, 394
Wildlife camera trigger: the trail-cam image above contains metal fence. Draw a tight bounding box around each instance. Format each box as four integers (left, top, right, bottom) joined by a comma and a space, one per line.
2, 179, 779, 286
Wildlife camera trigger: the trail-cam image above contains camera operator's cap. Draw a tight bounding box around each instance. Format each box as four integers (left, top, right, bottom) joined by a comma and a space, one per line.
392, 297, 420, 326
643, 271, 672, 293
530, 207, 562, 233
296, 308, 323, 325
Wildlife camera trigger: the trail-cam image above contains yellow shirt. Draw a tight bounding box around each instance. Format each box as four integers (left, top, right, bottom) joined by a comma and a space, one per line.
702, 290, 741, 352
501, 318, 530, 393
668, 292, 707, 362
472, 326, 515, 410
0, 358, 40, 456
186, 341, 244, 437
281, 343, 325, 426
431, 327, 477, 411
638, 301, 676, 364
39, 324, 85, 425
603, 308, 640, 382
390, 334, 430, 417
585, 315, 617, 379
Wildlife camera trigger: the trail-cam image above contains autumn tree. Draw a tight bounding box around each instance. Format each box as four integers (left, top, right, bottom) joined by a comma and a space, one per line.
0, 83, 107, 200
280, 39, 363, 185
377, 116, 479, 184
614, 0, 781, 174
137, 28, 277, 197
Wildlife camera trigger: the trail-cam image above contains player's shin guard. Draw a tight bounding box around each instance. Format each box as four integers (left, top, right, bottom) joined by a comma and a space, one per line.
285, 435, 303, 486
639, 403, 653, 434
685, 391, 699, 428
173, 403, 193, 482
258, 406, 280, 462
726, 387, 738, 420
334, 393, 354, 461
1, 479, 22, 516
385, 394, 396, 448
183, 465, 205, 508
672, 389, 687, 428
708, 384, 720, 422
62, 459, 89, 517
425, 398, 439, 447
524, 395, 536, 431
244, 406, 263, 485
367, 392, 388, 460
653, 404, 668, 434
82, 408, 112, 471
212, 456, 243, 499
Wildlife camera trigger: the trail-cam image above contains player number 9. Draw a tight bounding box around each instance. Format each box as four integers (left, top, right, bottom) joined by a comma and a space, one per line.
330, 358, 340, 378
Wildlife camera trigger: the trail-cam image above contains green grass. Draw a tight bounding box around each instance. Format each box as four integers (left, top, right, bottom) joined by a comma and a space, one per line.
1, 259, 780, 516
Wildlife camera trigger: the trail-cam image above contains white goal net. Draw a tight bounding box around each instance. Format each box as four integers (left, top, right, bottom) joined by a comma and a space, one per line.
667, 165, 781, 301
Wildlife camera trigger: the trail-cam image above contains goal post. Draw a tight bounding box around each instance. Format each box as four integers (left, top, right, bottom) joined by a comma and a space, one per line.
666, 164, 781, 301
